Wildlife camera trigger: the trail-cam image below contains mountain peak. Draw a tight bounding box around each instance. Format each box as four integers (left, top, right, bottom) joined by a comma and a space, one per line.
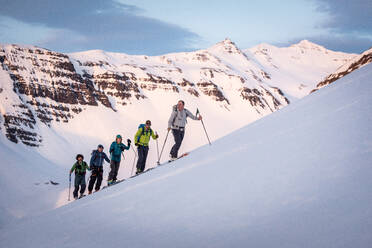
292, 40, 326, 50
209, 38, 243, 54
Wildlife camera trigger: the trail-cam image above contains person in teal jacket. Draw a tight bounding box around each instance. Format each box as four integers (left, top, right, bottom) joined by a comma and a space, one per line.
108, 134, 131, 185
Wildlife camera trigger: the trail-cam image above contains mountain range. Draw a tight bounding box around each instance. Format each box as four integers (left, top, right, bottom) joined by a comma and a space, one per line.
0, 39, 354, 148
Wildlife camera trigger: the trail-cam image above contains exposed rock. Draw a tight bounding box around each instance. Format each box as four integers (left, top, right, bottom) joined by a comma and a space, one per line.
197, 81, 229, 104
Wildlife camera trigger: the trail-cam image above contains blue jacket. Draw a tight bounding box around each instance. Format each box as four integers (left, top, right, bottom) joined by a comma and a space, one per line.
90, 150, 110, 167
110, 141, 130, 162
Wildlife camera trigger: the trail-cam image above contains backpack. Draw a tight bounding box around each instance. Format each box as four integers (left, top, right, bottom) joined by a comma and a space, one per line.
171, 105, 189, 126
91, 150, 98, 161
137, 124, 153, 143
171, 105, 178, 126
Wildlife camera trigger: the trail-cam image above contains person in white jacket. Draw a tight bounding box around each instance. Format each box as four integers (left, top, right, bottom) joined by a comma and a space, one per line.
168, 100, 202, 160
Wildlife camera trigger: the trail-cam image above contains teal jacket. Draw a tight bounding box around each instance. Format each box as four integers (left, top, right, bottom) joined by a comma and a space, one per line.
109, 141, 130, 162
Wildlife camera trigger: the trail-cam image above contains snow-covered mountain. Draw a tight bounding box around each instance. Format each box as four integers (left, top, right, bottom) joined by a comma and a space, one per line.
311, 46, 372, 93
247, 40, 354, 99
1, 60, 371, 248
0, 39, 356, 226
0, 39, 353, 148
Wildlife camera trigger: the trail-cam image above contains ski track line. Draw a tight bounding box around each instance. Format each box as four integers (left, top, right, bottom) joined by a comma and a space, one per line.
63, 149, 245, 211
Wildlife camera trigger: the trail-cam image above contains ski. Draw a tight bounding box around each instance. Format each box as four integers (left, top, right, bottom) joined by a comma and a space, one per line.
75, 194, 86, 200
101, 179, 125, 190
167, 152, 190, 164
130, 167, 156, 178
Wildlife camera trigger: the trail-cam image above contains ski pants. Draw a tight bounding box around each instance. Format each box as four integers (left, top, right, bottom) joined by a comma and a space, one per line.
108, 160, 120, 182
73, 174, 86, 197
136, 145, 149, 173
88, 166, 103, 191
170, 128, 185, 158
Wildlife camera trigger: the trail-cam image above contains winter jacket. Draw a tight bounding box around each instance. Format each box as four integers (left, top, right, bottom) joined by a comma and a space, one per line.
109, 141, 130, 162
70, 161, 89, 175
134, 127, 158, 146
168, 106, 198, 129
90, 150, 110, 167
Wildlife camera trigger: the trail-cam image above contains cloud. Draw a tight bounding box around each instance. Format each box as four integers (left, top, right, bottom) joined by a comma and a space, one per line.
276, 0, 372, 53
313, 0, 372, 34
0, 0, 200, 55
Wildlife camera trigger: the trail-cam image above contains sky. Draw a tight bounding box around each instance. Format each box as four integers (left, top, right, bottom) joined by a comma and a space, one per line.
0, 0, 371, 55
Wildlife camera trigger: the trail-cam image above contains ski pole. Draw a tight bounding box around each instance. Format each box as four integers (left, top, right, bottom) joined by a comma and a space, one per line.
158, 129, 170, 164
87, 170, 91, 191
197, 108, 211, 145
155, 131, 160, 165
68, 174, 71, 201
130, 145, 138, 176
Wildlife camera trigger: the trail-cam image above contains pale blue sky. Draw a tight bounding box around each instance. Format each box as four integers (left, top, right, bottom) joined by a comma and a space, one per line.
119, 0, 328, 49
0, 0, 370, 55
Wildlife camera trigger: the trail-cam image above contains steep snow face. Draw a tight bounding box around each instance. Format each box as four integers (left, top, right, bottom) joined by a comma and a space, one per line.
312, 47, 372, 92
246, 40, 355, 99
1, 63, 371, 247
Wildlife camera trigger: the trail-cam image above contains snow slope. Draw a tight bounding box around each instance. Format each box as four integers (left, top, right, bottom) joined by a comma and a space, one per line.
0, 39, 354, 226
0, 134, 65, 227
1, 62, 371, 247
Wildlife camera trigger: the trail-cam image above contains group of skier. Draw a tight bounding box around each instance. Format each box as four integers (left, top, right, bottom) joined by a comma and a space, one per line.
69, 100, 202, 200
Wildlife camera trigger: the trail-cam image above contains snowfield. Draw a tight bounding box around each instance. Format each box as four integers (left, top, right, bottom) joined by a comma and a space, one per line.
0, 39, 354, 226
1, 62, 371, 247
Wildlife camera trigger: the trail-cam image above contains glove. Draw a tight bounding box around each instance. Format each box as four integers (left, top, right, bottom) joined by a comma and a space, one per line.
167, 127, 171, 131
127, 139, 131, 144
155, 134, 159, 139
135, 143, 139, 146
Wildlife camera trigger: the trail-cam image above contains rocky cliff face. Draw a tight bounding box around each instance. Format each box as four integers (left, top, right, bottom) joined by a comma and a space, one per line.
0, 45, 123, 146
311, 48, 372, 93
1, 39, 351, 147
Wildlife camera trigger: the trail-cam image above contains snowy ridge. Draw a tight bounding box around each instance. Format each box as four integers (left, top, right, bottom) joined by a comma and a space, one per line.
1, 62, 371, 248
312, 46, 372, 92
246, 40, 354, 99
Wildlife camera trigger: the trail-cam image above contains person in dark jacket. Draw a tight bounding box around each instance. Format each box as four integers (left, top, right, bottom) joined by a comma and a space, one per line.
88, 144, 110, 194
108, 135, 131, 185
70, 154, 90, 199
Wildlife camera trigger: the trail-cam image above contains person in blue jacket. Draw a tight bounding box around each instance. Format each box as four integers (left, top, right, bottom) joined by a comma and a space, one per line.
108, 135, 131, 185
88, 144, 110, 194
